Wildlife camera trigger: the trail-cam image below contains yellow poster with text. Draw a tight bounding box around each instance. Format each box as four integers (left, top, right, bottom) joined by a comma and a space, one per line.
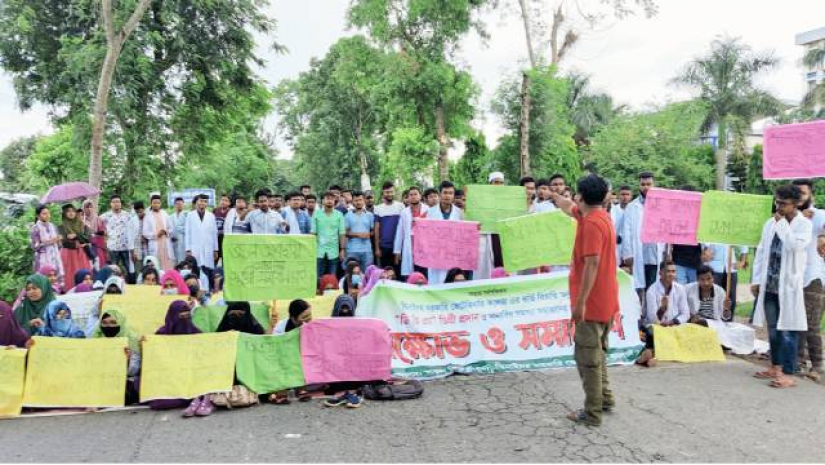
103, 289, 180, 338
23, 337, 128, 407
653, 324, 726, 363
140, 332, 238, 401
0, 349, 26, 417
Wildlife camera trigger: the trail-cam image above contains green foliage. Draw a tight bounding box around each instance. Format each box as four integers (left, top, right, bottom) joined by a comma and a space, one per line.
380, 127, 439, 188
0, 208, 34, 303
451, 132, 494, 187
0, 135, 40, 191
585, 101, 716, 190
491, 66, 581, 183
23, 123, 93, 192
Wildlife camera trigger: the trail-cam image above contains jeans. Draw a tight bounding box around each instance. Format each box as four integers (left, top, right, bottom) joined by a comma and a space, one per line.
378, 247, 399, 280
675, 265, 697, 285
574, 320, 614, 425
713, 272, 738, 321
109, 250, 133, 279
345, 251, 374, 272
317, 256, 339, 282
798, 279, 824, 370
763, 291, 799, 374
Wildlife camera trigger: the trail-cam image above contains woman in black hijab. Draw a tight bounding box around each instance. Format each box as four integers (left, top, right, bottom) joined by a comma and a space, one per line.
216, 301, 264, 334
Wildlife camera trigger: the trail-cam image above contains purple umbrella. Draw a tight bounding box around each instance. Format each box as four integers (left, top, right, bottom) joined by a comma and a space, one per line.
40, 182, 101, 204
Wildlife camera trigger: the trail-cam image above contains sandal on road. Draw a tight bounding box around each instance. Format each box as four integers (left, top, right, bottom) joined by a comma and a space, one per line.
769, 377, 796, 389
754, 369, 780, 379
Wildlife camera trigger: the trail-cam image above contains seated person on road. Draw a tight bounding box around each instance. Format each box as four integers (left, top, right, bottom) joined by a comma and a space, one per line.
637, 260, 690, 367
685, 265, 731, 325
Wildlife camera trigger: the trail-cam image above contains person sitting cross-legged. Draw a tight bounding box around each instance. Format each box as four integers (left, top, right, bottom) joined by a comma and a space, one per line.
637, 260, 690, 367
685, 265, 731, 326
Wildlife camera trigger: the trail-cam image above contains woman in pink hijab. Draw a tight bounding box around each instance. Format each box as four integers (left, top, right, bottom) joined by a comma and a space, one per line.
406, 272, 428, 286
359, 265, 384, 297
160, 269, 189, 295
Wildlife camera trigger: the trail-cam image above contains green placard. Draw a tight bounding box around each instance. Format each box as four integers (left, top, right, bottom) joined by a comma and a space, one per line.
497, 211, 576, 272
193, 303, 271, 333
464, 185, 528, 233
697, 191, 772, 246
235, 331, 306, 394
223, 234, 316, 301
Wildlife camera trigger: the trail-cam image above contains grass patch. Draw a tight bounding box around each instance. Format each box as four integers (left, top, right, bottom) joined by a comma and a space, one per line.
737, 298, 825, 331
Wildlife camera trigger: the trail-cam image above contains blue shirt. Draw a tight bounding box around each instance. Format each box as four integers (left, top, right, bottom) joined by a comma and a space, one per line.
246, 209, 284, 234
345, 210, 375, 253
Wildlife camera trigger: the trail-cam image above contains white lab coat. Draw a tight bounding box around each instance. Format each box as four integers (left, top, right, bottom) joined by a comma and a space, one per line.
171, 211, 188, 263
751, 212, 811, 331
185, 210, 218, 272
223, 208, 238, 235
684, 282, 727, 321
621, 198, 664, 290
142, 209, 175, 265
425, 206, 464, 284
393, 204, 428, 277
610, 206, 625, 263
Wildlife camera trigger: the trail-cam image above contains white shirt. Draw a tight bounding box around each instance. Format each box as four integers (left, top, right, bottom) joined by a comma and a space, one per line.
645, 280, 691, 326
803, 208, 825, 287
532, 200, 557, 214
684, 282, 727, 321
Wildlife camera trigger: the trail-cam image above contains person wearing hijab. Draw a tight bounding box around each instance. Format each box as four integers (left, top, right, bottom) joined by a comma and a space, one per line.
406, 272, 428, 286
491, 267, 510, 279
137, 256, 161, 284
38, 264, 63, 294
216, 302, 264, 334
0, 301, 30, 348
31, 205, 65, 288
67, 269, 94, 293
38, 301, 85, 338
82, 199, 107, 268
93, 267, 114, 289
445, 268, 468, 284
13, 274, 57, 335
359, 265, 384, 297
104, 276, 126, 294
332, 295, 356, 318
142, 269, 159, 286
160, 269, 189, 295
269, 299, 315, 405
58, 204, 93, 289
92, 309, 141, 403
317, 274, 339, 296
151, 300, 212, 416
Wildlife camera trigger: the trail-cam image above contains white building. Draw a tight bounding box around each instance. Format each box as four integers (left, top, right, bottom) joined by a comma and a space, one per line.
796, 27, 825, 109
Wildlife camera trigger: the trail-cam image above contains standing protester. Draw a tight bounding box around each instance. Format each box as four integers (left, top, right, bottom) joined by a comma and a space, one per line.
373, 182, 405, 279
520, 176, 536, 210
213, 194, 231, 261
453, 188, 466, 210
671, 186, 702, 285
345, 191, 375, 271
284, 192, 312, 234
101, 195, 134, 283
129, 201, 148, 283
57, 204, 92, 290
185, 194, 219, 292
82, 199, 107, 270
394, 186, 428, 280
171, 197, 188, 265
533, 179, 557, 213
554, 174, 619, 427
791, 179, 825, 379
300, 185, 312, 197
704, 244, 748, 322
751, 185, 812, 389
426, 181, 463, 284
423, 188, 439, 209
248, 189, 286, 234
305, 194, 318, 218
365, 191, 375, 213
621, 172, 664, 300
312, 191, 347, 282
143, 195, 175, 271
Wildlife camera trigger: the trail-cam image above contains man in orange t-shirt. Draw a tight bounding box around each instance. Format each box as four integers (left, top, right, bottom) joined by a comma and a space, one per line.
553, 174, 619, 427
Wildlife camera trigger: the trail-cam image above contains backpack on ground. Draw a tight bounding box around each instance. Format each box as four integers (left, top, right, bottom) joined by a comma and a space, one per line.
362, 379, 424, 401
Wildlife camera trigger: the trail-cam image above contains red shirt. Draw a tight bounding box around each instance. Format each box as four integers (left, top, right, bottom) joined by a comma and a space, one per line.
411, 205, 425, 219
569, 207, 619, 323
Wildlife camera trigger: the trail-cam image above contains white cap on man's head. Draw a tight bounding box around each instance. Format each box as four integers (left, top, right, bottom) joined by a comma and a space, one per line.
488, 172, 505, 183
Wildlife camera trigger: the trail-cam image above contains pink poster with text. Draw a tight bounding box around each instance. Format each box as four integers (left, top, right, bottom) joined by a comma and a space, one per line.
640, 188, 702, 245
763, 120, 825, 179
413, 219, 479, 270
300, 318, 392, 384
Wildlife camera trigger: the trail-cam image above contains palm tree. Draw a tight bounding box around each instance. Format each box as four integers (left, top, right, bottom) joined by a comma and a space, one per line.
566, 72, 624, 146
802, 46, 825, 111
672, 37, 782, 190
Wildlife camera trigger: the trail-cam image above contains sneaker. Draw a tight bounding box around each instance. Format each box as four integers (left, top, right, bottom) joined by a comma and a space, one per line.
323, 394, 349, 408
345, 392, 363, 409
182, 398, 201, 418
195, 396, 215, 417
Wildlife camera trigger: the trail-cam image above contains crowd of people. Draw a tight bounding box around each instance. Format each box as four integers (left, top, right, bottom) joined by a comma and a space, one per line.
4, 170, 825, 418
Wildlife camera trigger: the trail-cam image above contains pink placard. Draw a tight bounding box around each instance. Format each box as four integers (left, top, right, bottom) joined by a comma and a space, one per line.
413, 219, 479, 270
763, 120, 825, 180
640, 188, 702, 245
300, 318, 392, 384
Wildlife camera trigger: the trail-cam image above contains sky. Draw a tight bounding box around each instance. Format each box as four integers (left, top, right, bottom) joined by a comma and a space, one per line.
1, 0, 824, 155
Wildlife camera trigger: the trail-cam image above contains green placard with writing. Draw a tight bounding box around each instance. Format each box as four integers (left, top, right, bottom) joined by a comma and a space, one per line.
697, 191, 772, 246
192, 303, 271, 333
497, 211, 576, 272
464, 185, 527, 233
223, 234, 316, 301
235, 331, 306, 394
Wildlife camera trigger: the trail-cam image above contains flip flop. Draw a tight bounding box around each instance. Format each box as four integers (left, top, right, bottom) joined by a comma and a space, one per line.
769, 378, 796, 389
754, 370, 779, 379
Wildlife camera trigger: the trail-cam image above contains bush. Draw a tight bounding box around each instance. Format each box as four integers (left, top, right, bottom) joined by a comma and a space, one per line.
0, 208, 34, 303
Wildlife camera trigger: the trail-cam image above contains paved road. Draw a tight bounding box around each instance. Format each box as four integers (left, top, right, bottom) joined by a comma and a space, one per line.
1, 357, 822, 463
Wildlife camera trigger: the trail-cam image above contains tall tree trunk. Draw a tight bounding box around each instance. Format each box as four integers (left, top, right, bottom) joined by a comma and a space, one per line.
88, 0, 152, 197
517, 0, 537, 68
519, 72, 532, 177
435, 102, 450, 182
716, 119, 727, 190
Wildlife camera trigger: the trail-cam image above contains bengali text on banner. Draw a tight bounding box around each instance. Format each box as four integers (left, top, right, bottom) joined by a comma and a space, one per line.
223, 234, 316, 301
697, 191, 772, 246
762, 120, 825, 180
464, 185, 527, 234
356, 272, 643, 379
640, 188, 702, 245
497, 211, 576, 272
413, 219, 479, 270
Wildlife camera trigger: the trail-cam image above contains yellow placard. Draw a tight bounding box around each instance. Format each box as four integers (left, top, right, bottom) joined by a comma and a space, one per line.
276, 293, 338, 321
0, 348, 27, 417
22, 337, 128, 408
103, 288, 180, 338
140, 332, 238, 401
653, 324, 726, 363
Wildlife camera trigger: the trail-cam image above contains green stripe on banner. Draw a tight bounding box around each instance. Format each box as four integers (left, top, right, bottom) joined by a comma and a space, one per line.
193, 303, 271, 333
235, 331, 306, 394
